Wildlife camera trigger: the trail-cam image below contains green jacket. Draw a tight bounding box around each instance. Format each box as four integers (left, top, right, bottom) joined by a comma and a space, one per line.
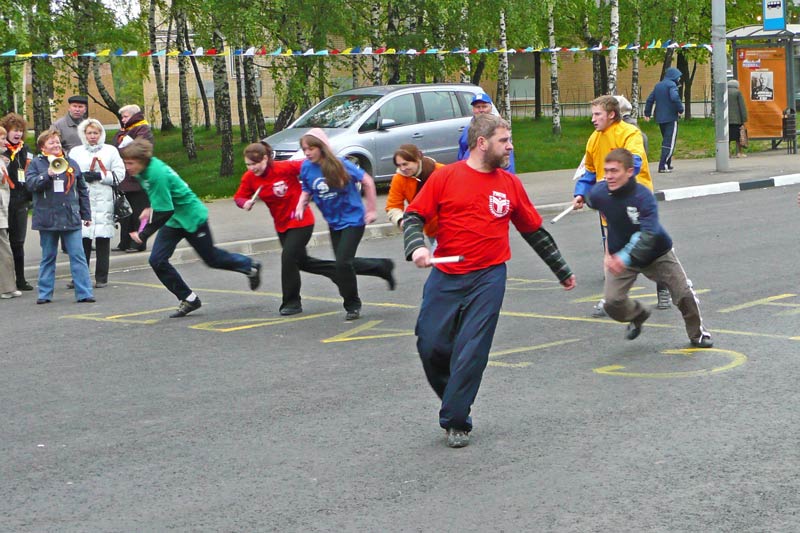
136, 157, 208, 233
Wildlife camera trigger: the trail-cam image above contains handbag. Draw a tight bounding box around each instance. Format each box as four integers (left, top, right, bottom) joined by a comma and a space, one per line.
739, 125, 749, 148
111, 172, 133, 222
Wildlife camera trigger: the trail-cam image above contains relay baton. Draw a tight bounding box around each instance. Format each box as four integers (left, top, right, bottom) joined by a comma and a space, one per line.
138, 218, 147, 233
251, 185, 263, 202
550, 205, 574, 224
430, 255, 464, 264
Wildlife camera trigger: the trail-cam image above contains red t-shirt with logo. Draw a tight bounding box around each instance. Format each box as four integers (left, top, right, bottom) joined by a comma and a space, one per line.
234, 160, 313, 233
406, 160, 542, 275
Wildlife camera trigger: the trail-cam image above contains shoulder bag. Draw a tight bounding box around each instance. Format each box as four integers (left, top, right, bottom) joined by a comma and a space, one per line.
111, 172, 133, 222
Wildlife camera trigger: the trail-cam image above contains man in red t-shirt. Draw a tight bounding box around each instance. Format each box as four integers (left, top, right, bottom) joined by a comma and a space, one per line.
403, 114, 576, 448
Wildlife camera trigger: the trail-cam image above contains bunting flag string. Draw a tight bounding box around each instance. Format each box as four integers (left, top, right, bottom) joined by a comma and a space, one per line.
0, 41, 713, 59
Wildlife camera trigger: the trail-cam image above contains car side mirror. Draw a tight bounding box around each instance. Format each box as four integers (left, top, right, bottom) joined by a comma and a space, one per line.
378, 118, 396, 130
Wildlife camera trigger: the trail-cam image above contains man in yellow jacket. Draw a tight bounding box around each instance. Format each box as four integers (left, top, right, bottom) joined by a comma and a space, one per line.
571, 95, 670, 315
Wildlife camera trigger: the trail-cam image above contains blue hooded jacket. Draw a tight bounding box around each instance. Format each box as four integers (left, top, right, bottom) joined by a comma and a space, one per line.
644, 67, 685, 124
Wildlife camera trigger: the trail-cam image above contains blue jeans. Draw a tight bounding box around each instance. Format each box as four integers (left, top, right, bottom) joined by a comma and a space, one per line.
149, 220, 253, 301
415, 264, 507, 432
38, 229, 93, 301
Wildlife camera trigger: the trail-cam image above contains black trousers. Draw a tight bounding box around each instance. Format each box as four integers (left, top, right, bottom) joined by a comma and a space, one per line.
7, 196, 29, 284
329, 225, 392, 312
83, 237, 110, 284
118, 190, 150, 250
277, 225, 336, 310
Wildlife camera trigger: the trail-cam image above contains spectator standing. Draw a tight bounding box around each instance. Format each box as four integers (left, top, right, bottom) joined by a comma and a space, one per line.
0, 126, 21, 299
644, 67, 684, 173
112, 104, 153, 253
52, 95, 89, 152
294, 128, 395, 321
403, 114, 575, 448
727, 79, 749, 158
586, 148, 712, 348
68, 119, 125, 288
121, 138, 262, 318
25, 129, 94, 304
0, 113, 33, 291
457, 92, 516, 173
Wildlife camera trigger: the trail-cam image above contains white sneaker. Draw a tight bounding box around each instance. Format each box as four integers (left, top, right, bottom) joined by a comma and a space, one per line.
591, 299, 607, 317
1, 290, 22, 299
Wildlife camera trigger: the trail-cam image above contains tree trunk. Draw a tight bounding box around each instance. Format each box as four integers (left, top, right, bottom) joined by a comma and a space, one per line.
184, 23, 211, 129
460, 4, 471, 83
548, 2, 561, 135
607, 0, 619, 95
77, 56, 90, 96
212, 31, 234, 176
234, 54, 248, 143
175, 11, 197, 159
630, 1, 642, 118
91, 58, 120, 115
149, 0, 174, 130
2, 62, 15, 114
242, 56, 266, 141
371, 4, 382, 85
470, 55, 486, 86
496, 10, 512, 121
583, 10, 606, 97
29, 0, 53, 138
677, 51, 696, 120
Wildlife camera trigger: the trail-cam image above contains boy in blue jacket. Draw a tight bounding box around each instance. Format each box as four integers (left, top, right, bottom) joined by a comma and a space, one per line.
644, 67, 684, 173
587, 148, 712, 348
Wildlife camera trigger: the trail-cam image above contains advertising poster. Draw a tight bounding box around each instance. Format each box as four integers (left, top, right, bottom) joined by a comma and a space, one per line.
736, 47, 787, 138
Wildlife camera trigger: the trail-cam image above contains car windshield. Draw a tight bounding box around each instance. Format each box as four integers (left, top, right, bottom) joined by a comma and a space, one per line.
294, 94, 381, 128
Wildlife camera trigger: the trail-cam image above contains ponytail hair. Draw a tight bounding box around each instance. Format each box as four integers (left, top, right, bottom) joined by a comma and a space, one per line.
301, 134, 350, 189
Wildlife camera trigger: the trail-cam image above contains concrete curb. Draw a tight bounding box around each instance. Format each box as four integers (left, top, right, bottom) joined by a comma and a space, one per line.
655, 173, 800, 201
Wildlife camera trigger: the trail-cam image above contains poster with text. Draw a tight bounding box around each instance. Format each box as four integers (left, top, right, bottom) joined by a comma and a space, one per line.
737, 47, 787, 138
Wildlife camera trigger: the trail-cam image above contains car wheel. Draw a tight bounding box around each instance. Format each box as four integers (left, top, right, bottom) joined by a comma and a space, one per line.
345, 155, 372, 177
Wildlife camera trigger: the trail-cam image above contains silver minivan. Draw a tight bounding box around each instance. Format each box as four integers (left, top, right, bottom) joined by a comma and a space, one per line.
265, 84, 486, 182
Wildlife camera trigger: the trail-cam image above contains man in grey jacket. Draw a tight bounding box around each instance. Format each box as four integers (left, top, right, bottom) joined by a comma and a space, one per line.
644, 67, 684, 174
52, 95, 89, 152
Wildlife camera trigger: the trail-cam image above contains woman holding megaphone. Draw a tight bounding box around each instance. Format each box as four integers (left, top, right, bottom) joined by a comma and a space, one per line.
25, 128, 94, 304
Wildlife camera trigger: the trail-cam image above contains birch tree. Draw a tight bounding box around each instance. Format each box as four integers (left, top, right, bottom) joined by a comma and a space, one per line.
547, 1, 561, 135
174, 9, 196, 158
148, 0, 175, 130
607, 0, 619, 95
496, 9, 512, 121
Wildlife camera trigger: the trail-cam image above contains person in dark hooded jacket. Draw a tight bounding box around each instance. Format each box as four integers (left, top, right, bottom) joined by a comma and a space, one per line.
644, 67, 684, 173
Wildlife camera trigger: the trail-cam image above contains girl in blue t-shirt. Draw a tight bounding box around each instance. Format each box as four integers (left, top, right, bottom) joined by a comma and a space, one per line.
294, 128, 395, 321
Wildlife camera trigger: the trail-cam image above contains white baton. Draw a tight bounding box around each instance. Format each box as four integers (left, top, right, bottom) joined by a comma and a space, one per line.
430, 255, 465, 264
550, 205, 574, 224
251, 185, 263, 202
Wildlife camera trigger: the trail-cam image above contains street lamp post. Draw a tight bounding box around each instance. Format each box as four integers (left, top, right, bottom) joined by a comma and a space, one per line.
712, 0, 729, 171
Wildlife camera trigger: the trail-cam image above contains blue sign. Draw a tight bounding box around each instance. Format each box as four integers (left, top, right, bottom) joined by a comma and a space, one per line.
763, 0, 786, 31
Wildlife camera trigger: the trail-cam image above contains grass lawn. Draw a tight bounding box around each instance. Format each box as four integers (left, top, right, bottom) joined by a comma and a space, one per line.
127, 117, 769, 199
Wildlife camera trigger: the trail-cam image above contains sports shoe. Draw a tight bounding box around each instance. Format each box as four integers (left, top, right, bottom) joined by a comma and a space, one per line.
279, 305, 302, 316
66, 280, 75, 289
691, 334, 714, 348
17, 281, 34, 291
36, 298, 51, 304
657, 288, 671, 310
383, 260, 396, 290
94, 281, 107, 288
446, 428, 470, 448
345, 309, 361, 321
625, 308, 651, 340
591, 299, 607, 318
248, 261, 262, 291
170, 297, 202, 318
657, 168, 672, 174
1, 290, 22, 299
77, 297, 96, 303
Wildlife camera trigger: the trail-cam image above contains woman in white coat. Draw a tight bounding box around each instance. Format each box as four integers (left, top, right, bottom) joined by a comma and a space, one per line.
68, 119, 125, 287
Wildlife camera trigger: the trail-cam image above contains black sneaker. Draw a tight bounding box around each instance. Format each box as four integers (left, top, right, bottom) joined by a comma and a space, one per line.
170, 298, 202, 318
625, 308, 651, 340
77, 297, 96, 303
279, 305, 302, 316
17, 281, 34, 291
36, 298, 51, 304
345, 309, 361, 321
66, 280, 75, 289
383, 259, 396, 290
248, 261, 262, 291
446, 428, 470, 448
690, 334, 714, 348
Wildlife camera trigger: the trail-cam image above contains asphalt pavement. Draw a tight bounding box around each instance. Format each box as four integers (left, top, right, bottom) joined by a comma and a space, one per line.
3, 184, 800, 531
19, 149, 800, 279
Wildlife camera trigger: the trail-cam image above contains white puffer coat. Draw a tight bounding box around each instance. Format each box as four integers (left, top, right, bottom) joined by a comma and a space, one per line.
69, 119, 126, 239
